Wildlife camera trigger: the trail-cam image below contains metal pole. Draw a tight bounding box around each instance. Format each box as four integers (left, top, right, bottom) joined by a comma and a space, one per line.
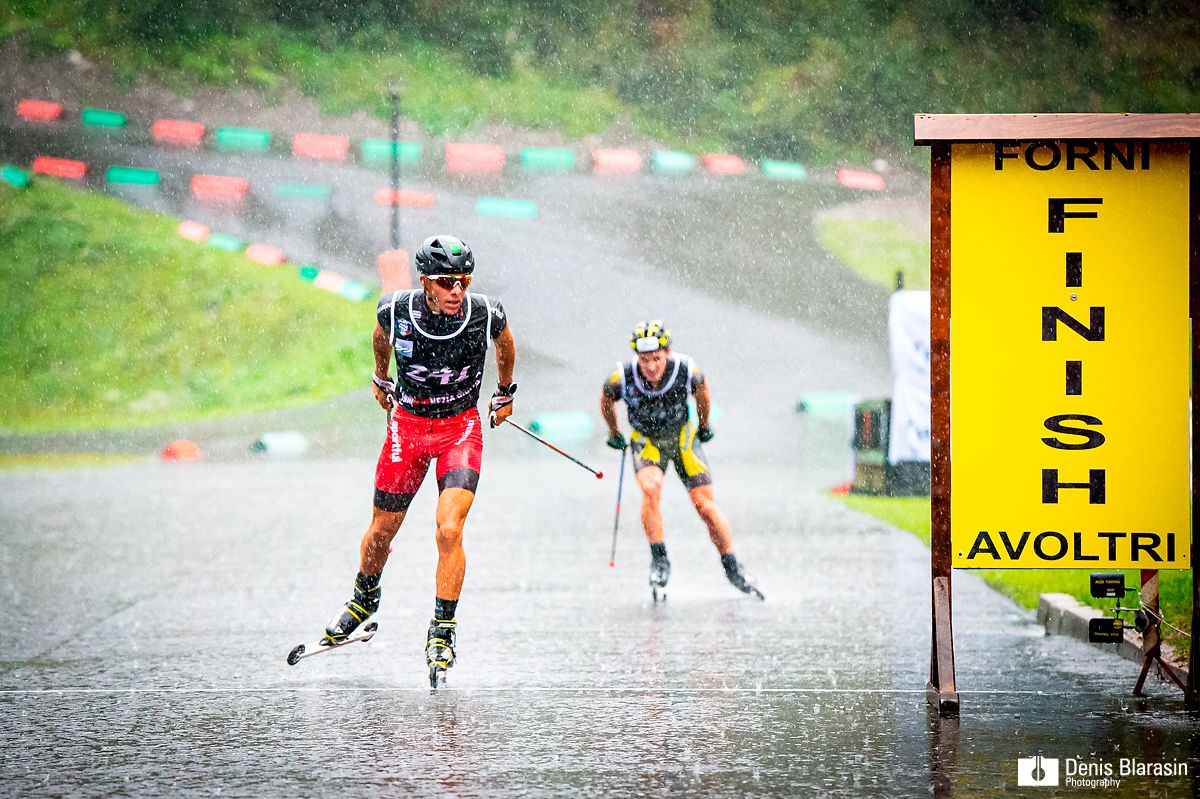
389, 84, 401, 252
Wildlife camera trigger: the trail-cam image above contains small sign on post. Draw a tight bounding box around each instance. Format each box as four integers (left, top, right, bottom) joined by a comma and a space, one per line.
1088, 617, 1125, 644
1089, 572, 1126, 599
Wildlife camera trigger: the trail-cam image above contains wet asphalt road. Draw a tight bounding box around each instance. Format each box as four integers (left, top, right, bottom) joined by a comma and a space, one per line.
2, 112, 1198, 796
1, 451, 1196, 797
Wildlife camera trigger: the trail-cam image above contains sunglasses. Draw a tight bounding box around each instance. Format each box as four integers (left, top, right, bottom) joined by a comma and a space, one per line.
428, 274, 472, 290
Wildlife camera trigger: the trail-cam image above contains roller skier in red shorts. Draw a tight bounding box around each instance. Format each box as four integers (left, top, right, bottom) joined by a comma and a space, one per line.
319, 234, 516, 687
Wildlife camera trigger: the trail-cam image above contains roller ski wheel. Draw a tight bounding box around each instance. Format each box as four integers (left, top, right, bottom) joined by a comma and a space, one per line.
649, 554, 670, 604
286, 622, 378, 665
723, 555, 765, 601
426, 618, 457, 691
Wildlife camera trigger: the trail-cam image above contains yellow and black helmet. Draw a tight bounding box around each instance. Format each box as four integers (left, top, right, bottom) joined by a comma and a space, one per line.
630, 320, 671, 353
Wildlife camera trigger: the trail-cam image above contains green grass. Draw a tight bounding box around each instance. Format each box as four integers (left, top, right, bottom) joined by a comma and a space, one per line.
6, 12, 623, 140
816, 218, 930, 291
0, 453, 146, 469
4, 3, 1198, 167
0, 179, 374, 433
836, 494, 1193, 653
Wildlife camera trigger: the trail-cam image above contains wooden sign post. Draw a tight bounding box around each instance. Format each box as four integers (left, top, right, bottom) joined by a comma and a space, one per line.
914, 114, 1200, 716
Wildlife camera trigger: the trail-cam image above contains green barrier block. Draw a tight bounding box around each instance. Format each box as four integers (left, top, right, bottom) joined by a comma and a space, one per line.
760, 159, 808, 181
360, 139, 421, 164
1, 165, 30, 189
529, 410, 595, 440
519, 146, 576, 172
298, 265, 320, 282
796, 390, 858, 417
105, 166, 161, 185
338, 280, 374, 302
81, 108, 127, 128
216, 127, 272, 151
476, 197, 538, 219
652, 150, 695, 173
207, 232, 244, 252
273, 182, 332, 200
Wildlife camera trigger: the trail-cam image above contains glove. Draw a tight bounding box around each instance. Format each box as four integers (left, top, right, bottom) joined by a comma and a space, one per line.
372, 373, 396, 410
489, 383, 516, 428
606, 431, 627, 451
696, 425, 714, 443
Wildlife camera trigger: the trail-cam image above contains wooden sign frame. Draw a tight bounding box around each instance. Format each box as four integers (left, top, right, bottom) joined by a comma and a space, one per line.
913, 113, 1200, 716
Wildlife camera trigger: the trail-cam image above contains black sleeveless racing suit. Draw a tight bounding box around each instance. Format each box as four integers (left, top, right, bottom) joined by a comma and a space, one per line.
602, 353, 712, 489
373, 290, 507, 510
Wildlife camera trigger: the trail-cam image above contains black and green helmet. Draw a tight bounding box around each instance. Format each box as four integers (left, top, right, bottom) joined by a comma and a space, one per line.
415, 235, 475, 276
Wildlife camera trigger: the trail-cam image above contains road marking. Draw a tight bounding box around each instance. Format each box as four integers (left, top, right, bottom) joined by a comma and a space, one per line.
0, 687, 1093, 696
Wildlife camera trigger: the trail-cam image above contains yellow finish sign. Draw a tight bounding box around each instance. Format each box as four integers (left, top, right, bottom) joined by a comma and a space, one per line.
950, 141, 1191, 569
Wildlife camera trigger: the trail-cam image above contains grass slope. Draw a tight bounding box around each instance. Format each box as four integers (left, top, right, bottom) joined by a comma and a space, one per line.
6, 3, 1197, 164
836, 494, 1192, 654
0, 179, 373, 433
816, 217, 930, 291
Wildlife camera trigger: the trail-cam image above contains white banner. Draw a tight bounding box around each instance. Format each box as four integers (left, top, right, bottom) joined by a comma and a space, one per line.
888, 290, 931, 464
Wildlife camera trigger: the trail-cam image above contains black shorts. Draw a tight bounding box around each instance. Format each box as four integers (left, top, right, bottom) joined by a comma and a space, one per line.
630, 422, 712, 490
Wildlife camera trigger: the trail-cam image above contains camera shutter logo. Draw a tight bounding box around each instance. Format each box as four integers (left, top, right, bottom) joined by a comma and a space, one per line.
1017, 756, 1060, 787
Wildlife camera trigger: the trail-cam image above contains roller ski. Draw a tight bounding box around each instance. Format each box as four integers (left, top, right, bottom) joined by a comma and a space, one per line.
288, 571, 382, 665
722, 553, 765, 601
649, 549, 671, 603
426, 618, 457, 690
287, 621, 379, 665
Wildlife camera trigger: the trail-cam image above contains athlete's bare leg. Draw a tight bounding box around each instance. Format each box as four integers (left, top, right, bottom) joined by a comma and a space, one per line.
637, 465, 666, 544
689, 484, 734, 555
359, 506, 406, 575
434, 487, 474, 600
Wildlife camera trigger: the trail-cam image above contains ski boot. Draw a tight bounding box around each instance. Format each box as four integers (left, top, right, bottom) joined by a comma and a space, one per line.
426, 618, 457, 689
722, 553, 765, 601
321, 572, 381, 646
649, 552, 671, 603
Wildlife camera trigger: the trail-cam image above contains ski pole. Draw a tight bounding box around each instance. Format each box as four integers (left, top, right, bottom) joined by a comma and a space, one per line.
608, 445, 627, 567
503, 419, 604, 479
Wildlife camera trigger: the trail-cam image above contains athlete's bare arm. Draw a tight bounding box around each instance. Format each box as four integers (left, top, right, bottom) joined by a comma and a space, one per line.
494, 326, 515, 386
372, 323, 393, 410
693, 380, 711, 429
600, 392, 620, 436
492, 326, 516, 425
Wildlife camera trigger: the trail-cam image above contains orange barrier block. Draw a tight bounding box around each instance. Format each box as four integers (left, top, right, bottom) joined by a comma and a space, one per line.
32, 156, 87, 179
836, 168, 886, 191
373, 188, 436, 207
17, 99, 63, 122
151, 119, 205, 147
292, 132, 350, 161
313, 270, 348, 293
702, 153, 746, 175
177, 220, 211, 242
246, 243, 287, 265
444, 142, 505, 174
591, 148, 643, 175
161, 439, 202, 461
377, 249, 412, 292
190, 173, 250, 200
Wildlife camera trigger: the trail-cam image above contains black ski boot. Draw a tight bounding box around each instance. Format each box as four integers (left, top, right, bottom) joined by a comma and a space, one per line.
426, 618, 457, 689
721, 553, 764, 601
322, 572, 381, 645
649, 542, 670, 603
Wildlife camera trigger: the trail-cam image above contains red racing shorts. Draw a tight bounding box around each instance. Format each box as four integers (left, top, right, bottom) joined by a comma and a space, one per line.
373, 406, 483, 512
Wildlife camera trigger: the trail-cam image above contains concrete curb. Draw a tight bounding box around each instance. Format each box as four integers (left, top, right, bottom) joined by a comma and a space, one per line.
1037, 592, 1189, 689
